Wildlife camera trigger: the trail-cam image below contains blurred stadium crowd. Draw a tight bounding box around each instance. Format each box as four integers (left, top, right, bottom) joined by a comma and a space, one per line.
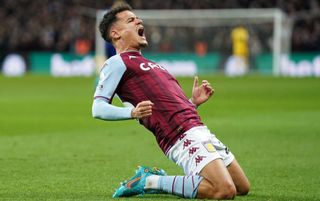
0, 0, 320, 54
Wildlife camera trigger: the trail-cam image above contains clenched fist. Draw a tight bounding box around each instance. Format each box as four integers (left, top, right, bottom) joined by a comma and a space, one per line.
131, 100, 154, 119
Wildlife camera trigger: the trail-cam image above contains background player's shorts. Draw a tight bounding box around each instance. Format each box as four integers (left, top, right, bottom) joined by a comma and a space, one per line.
166, 126, 234, 175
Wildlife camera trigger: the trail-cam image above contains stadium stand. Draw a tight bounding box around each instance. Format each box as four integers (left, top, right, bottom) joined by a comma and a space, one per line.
0, 0, 319, 53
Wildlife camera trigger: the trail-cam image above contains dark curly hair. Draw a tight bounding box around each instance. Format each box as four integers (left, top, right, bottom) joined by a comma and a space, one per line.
99, 4, 132, 43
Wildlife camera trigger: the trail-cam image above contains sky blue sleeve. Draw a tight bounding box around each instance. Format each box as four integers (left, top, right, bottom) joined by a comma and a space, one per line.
92, 55, 133, 121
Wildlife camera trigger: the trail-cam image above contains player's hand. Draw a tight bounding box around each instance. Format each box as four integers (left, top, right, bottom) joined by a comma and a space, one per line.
191, 76, 214, 107
131, 100, 154, 119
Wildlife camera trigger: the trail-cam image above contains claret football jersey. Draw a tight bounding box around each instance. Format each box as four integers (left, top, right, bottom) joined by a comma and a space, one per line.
94, 51, 203, 153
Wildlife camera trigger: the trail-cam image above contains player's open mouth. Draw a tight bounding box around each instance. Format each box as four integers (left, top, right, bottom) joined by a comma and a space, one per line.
138, 27, 145, 37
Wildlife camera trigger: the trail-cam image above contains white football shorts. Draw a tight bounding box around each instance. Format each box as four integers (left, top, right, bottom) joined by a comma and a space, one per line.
166, 126, 234, 175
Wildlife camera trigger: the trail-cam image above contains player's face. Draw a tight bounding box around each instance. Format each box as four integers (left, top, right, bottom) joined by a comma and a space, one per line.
112, 10, 148, 51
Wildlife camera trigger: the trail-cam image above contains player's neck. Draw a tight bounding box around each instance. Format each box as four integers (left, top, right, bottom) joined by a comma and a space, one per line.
117, 48, 141, 54
115, 44, 141, 54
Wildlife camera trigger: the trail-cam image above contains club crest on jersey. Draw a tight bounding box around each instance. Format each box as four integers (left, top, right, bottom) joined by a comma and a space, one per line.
140, 62, 166, 71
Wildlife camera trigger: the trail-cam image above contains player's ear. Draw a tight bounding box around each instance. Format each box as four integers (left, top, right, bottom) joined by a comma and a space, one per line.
110, 29, 120, 41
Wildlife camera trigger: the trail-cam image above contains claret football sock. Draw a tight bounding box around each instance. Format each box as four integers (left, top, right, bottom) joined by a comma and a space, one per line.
145, 175, 203, 198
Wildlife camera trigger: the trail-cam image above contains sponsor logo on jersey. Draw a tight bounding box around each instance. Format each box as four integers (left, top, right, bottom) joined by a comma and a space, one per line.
140, 62, 166, 71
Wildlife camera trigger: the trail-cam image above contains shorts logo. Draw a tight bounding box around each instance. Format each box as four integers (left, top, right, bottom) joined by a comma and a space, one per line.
195, 155, 206, 166
202, 141, 216, 153
188, 147, 199, 156
183, 139, 194, 149
179, 133, 186, 141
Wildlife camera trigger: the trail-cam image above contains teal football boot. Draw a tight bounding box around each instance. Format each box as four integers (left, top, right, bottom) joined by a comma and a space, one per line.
112, 166, 167, 198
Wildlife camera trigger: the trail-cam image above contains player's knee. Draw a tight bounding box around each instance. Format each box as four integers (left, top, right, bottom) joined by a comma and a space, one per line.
204, 182, 236, 200
215, 182, 237, 199
237, 181, 250, 196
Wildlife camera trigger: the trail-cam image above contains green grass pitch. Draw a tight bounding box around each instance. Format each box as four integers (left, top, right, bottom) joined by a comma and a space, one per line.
0, 75, 319, 200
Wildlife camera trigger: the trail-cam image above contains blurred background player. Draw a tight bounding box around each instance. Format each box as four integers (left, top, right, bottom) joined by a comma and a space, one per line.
225, 26, 249, 76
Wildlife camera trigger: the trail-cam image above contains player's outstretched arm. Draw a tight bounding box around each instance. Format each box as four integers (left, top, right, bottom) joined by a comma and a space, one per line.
191, 76, 214, 107
92, 98, 133, 121
92, 99, 153, 121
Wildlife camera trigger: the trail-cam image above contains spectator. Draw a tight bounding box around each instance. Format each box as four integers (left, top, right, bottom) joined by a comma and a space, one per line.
0, 0, 319, 53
